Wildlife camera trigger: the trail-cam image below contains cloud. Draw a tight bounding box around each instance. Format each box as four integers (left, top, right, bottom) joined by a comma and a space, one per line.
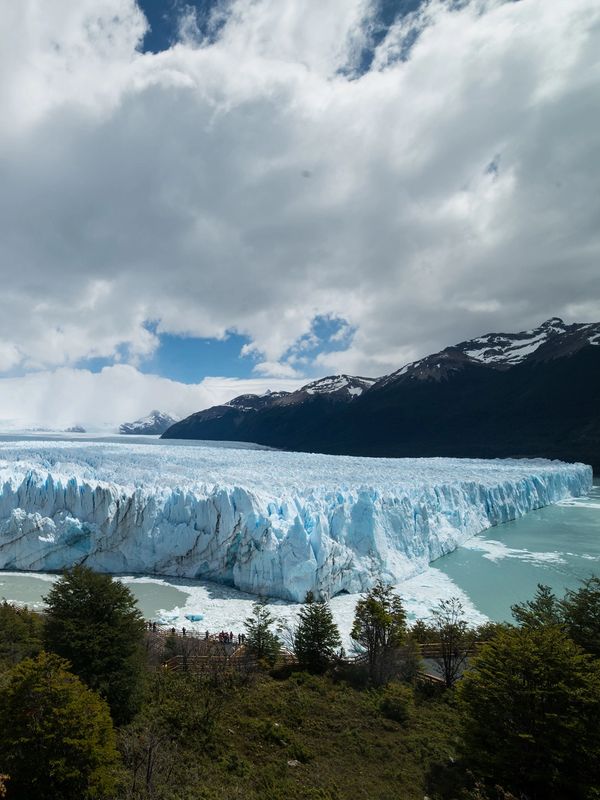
0, 0, 599, 395
0, 366, 304, 431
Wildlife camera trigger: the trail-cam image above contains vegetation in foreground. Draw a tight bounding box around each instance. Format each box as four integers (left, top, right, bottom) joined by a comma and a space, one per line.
0, 569, 599, 799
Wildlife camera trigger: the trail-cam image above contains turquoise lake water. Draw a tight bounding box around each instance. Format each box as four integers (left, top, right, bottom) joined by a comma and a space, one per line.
434, 481, 600, 619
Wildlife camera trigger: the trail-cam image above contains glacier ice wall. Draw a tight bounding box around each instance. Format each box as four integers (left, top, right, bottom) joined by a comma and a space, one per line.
0, 441, 592, 601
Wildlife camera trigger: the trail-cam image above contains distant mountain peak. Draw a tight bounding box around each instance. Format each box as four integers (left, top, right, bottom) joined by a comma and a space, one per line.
119, 410, 179, 435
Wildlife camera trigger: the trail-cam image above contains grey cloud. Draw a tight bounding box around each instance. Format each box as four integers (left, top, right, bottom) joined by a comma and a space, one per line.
0, 0, 599, 392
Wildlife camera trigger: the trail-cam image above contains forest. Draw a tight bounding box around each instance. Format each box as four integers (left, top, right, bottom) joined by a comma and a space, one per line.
0, 568, 599, 800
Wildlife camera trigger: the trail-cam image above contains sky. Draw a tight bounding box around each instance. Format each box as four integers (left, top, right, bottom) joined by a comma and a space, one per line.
0, 0, 599, 430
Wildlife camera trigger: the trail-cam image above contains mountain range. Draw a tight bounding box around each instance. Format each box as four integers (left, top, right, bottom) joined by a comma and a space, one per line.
162, 318, 600, 469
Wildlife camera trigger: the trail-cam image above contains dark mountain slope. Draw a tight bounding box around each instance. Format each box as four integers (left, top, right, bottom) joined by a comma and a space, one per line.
162, 320, 600, 469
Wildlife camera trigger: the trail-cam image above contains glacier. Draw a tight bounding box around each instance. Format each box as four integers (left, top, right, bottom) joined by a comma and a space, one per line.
0, 440, 592, 602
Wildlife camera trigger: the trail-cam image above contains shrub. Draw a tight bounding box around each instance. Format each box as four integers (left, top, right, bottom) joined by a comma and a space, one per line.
379, 682, 414, 723
458, 625, 600, 799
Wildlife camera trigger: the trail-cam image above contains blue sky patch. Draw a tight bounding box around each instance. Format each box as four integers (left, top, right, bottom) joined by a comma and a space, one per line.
139, 0, 230, 52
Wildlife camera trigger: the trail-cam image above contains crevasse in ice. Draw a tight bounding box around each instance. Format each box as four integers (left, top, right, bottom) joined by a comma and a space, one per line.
0, 441, 592, 601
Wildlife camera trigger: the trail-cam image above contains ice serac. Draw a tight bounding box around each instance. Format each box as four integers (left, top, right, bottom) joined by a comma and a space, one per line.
0, 442, 592, 602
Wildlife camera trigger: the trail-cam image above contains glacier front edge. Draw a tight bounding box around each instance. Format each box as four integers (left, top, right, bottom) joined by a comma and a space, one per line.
0, 441, 592, 601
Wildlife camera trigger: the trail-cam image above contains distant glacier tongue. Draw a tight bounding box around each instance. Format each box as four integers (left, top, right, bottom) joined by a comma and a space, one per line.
0, 441, 592, 602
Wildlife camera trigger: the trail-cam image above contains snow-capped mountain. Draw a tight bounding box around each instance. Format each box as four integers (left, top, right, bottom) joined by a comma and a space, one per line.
378, 317, 600, 386
162, 318, 600, 469
163, 374, 375, 441
225, 376, 374, 408
225, 391, 291, 412
119, 410, 179, 435
296, 374, 375, 398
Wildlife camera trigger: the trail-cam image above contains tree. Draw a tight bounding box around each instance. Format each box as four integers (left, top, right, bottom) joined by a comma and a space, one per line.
0, 651, 119, 800
457, 625, 600, 799
430, 597, 474, 688
351, 581, 406, 685
293, 591, 341, 673
244, 599, 281, 665
0, 601, 43, 668
511, 583, 562, 628
561, 576, 600, 658
120, 670, 232, 798
43, 566, 146, 724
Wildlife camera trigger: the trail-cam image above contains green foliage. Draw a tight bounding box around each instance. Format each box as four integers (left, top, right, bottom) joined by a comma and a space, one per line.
294, 593, 341, 673
0, 651, 119, 800
457, 625, 600, 799
510, 577, 600, 659
351, 580, 406, 685
378, 682, 414, 723
119, 669, 235, 798
561, 576, 600, 657
471, 620, 510, 642
116, 665, 460, 800
511, 583, 562, 628
0, 601, 43, 669
408, 618, 436, 643
430, 597, 475, 688
43, 566, 146, 724
244, 599, 281, 665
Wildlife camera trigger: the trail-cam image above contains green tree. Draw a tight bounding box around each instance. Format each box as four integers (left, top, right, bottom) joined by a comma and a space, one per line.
293, 591, 341, 673
43, 566, 146, 724
0, 651, 119, 800
561, 576, 600, 657
120, 669, 232, 797
511, 583, 562, 628
244, 599, 281, 665
457, 625, 600, 799
0, 601, 43, 669
430, 597, 475, 688
351, 580, 406, 685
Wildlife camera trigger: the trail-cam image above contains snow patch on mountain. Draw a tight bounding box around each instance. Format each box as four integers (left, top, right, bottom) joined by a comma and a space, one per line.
379, 317, 600, 386
119, 410, 178, 435
303, 375, 375, 397
0, 441, 591, 601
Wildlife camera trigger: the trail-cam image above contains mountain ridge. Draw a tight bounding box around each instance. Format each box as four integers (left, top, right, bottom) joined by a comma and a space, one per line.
162, 319, 600, 469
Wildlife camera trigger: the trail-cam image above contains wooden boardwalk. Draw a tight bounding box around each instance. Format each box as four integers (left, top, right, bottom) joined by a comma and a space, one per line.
145, 628, 478, 682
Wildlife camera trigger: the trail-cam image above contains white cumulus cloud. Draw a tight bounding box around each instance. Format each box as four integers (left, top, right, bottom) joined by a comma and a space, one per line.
0, 0, 599, 425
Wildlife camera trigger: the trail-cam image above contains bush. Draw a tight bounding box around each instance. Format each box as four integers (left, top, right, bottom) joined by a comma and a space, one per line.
379, 682, 414, 723
561, 576, 600, 657
458, 625, 600, 799
0, 601, 43, 669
